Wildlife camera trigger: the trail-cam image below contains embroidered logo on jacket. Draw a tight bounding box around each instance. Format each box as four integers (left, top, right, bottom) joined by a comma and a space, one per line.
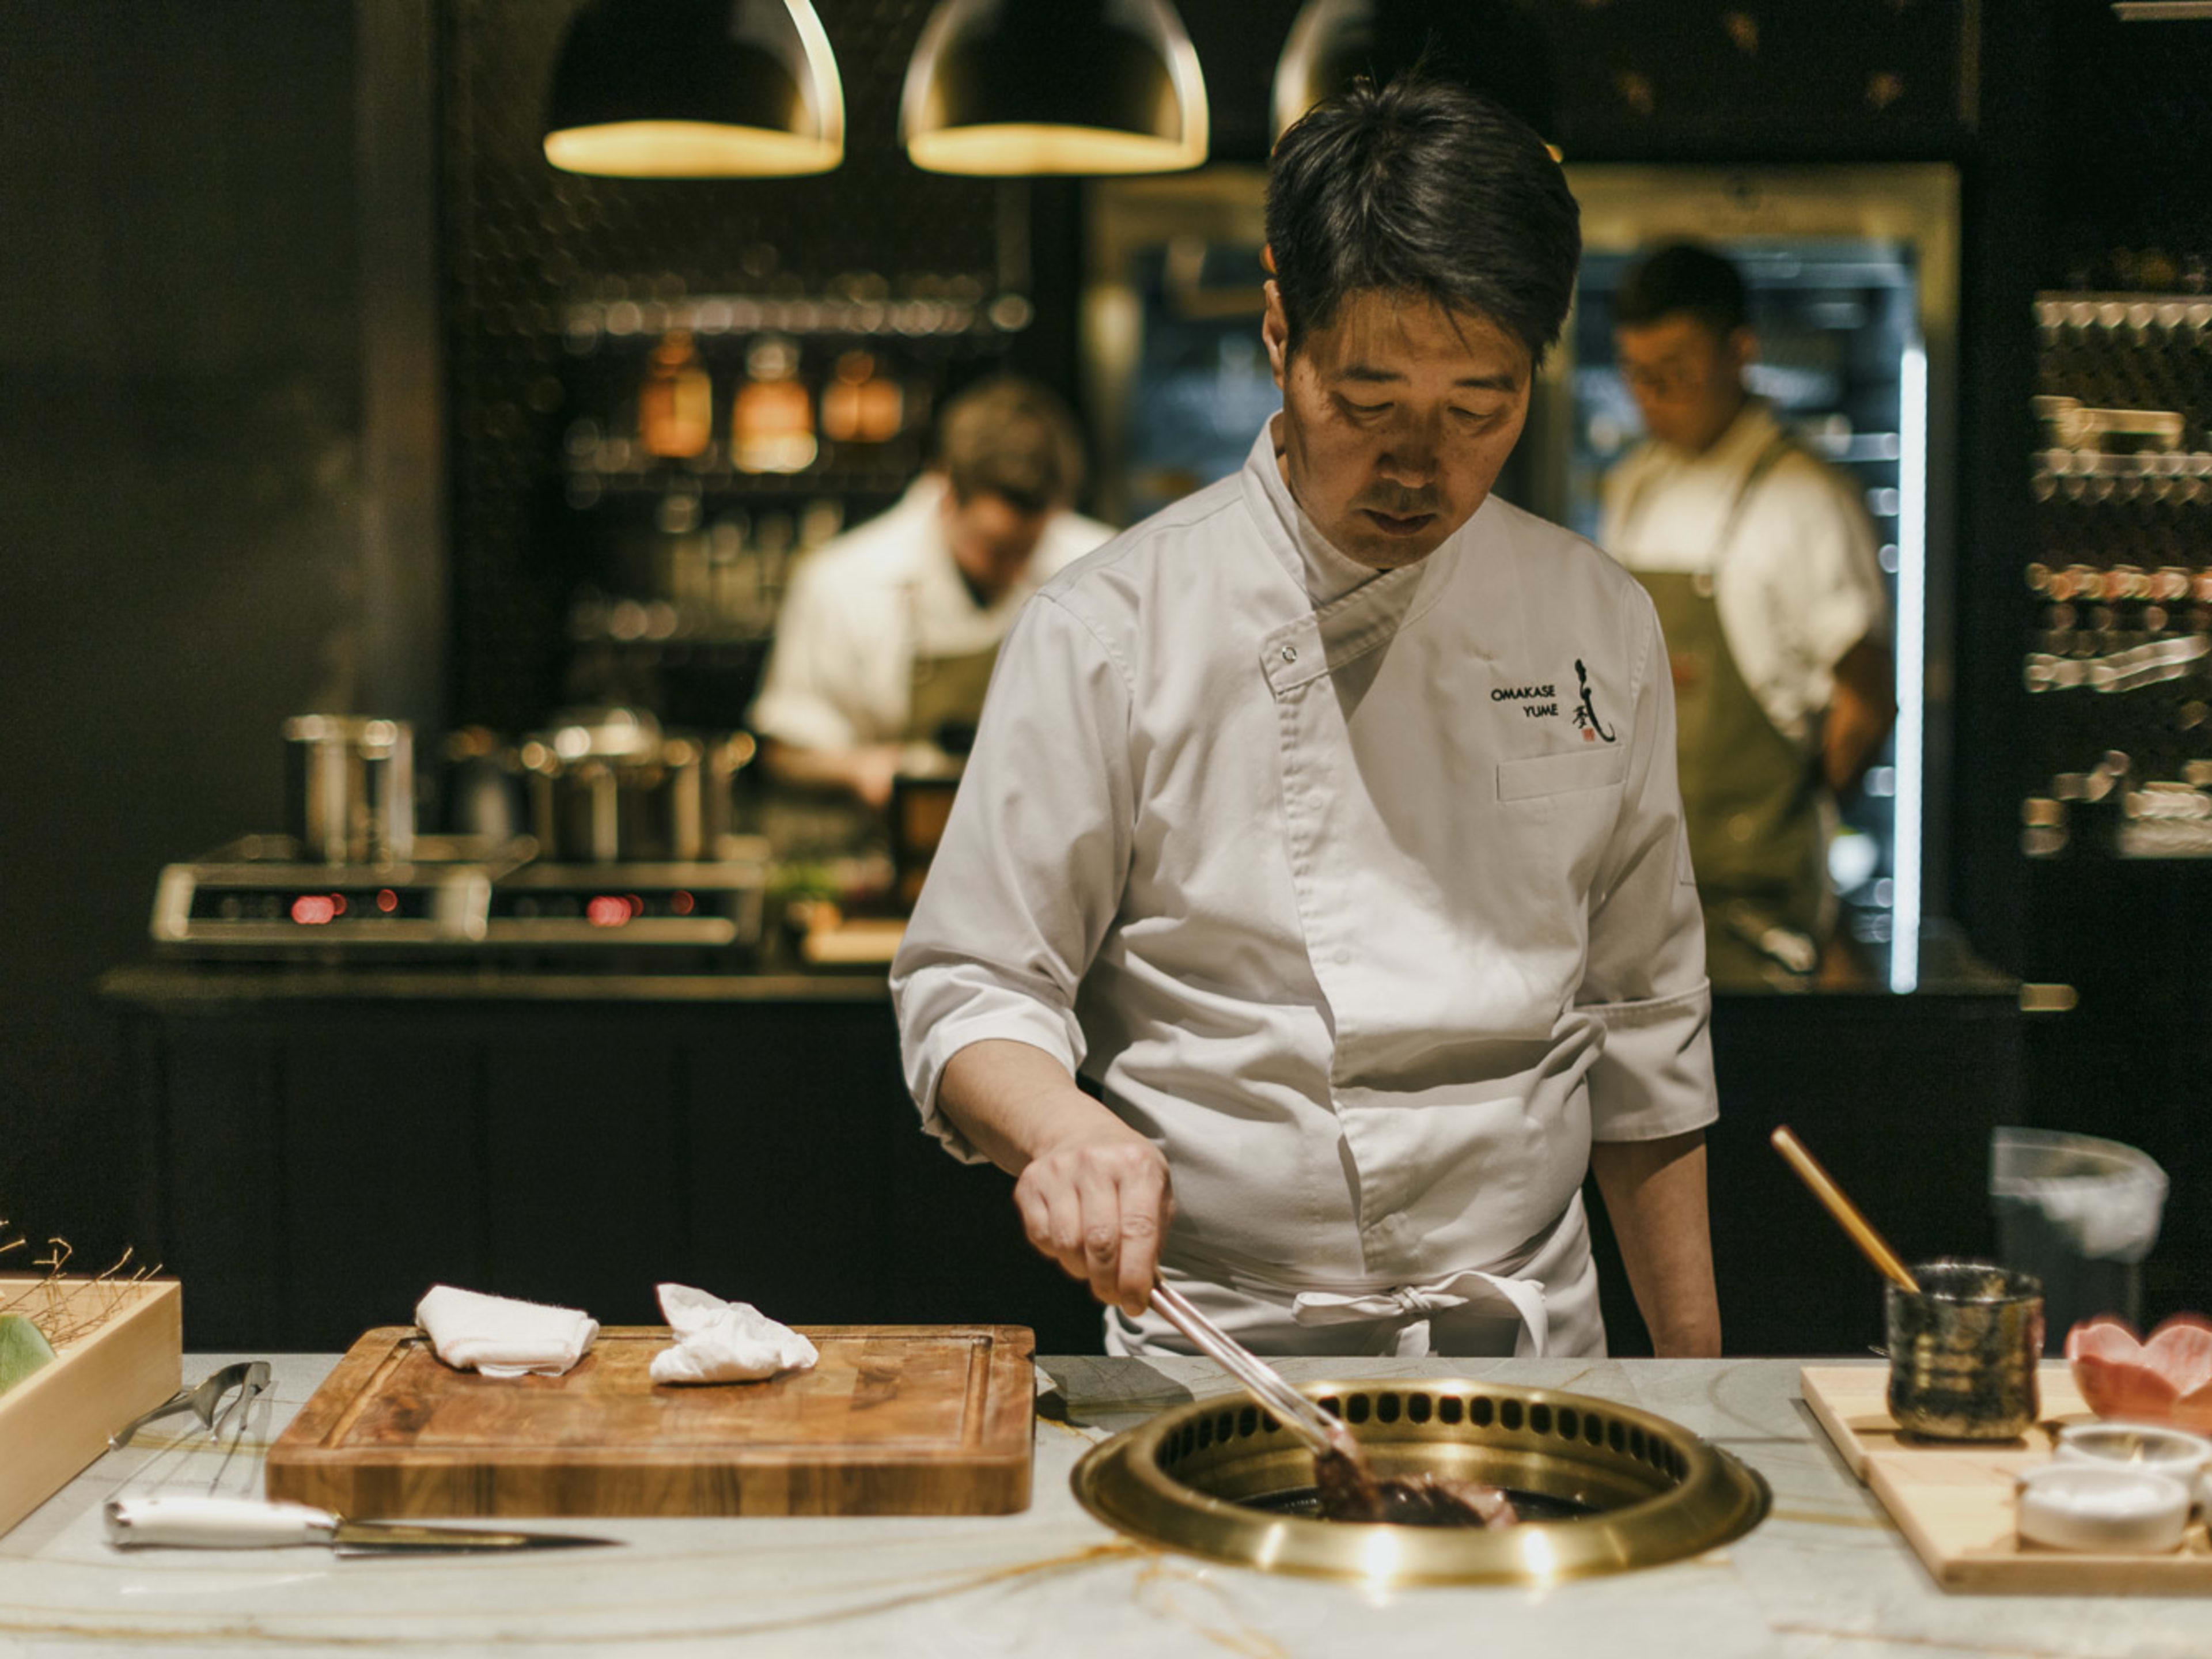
1491, 682, 1558, 719
1573, 659, 1616, 743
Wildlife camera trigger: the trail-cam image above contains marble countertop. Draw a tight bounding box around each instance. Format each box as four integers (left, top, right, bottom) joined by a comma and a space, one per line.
2, 1353, 2203, 1657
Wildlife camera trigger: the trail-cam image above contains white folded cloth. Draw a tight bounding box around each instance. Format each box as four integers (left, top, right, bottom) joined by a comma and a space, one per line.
649, 1283, 818, 1385
414, 1285, 599, 1378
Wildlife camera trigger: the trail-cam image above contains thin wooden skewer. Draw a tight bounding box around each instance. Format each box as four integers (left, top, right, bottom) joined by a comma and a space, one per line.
1770, 1126, 1921, 1294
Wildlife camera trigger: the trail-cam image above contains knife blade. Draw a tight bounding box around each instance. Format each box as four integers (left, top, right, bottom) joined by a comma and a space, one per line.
104, 1495, 619, 1554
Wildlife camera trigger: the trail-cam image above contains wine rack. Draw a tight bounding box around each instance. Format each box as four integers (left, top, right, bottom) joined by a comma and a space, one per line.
2022, 292, 2212, 859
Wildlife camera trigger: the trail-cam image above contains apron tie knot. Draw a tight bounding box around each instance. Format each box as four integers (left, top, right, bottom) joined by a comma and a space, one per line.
1290, 1268, 1551, 1359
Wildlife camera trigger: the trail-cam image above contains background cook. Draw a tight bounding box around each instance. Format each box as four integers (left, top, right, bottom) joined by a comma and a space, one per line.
747, 376, 1113, 810
1601, 243, 1897, 990
893, 78, 1721, 1360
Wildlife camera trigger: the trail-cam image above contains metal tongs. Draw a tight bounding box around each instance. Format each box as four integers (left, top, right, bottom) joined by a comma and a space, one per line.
1147, 1283, 1361, 1462
109, 1361, 271, 1450
1148, 1283, 1514, 1528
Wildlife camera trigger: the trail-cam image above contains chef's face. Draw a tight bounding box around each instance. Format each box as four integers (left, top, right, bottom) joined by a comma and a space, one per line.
1262, 282, 1532, 570
1613, 313, 1752, 455
942, 486, 1052, 603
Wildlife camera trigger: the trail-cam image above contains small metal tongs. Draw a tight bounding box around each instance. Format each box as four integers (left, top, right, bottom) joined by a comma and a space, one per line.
1147, 1283, 1359, 1461
109, 1361, 271, 1450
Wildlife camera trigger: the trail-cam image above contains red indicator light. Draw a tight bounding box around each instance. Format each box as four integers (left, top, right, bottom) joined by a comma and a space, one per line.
291, 895, 338, 926
329, 893, 347, 915
376, 888, 399, 913
586, 895, 631, 928
625, 893, 645, 918
671, 890, 695, 916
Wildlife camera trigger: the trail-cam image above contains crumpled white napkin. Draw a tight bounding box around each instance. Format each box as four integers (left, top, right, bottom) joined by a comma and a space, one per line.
415, 1285, 599, 1378
649, 1283, 818, 1385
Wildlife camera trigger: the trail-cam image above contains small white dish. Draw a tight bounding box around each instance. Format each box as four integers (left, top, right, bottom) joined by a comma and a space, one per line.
2017, 1464, 2192, 1554
2056, 1421, 2212, 1493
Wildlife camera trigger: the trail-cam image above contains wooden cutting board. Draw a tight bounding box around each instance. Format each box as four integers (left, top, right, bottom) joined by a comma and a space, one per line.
266, 1324, 1033, 1518
1802, 1363, 2212, 1594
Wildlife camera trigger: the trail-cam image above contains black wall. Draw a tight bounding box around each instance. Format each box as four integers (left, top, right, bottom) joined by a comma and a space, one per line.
0, 1, 373, 1263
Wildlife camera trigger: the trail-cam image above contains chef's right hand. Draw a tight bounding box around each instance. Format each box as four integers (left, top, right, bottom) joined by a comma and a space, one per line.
1014, 1125, 1173, 1319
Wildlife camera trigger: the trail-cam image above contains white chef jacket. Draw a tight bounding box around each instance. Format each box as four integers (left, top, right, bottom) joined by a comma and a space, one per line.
892, 425, 1717, 1357
1599, 401, 1889, 744
747, 475, 1115, 751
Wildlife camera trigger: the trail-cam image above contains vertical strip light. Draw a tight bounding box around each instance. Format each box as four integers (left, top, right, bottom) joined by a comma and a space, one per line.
1890, 341, 1929, 993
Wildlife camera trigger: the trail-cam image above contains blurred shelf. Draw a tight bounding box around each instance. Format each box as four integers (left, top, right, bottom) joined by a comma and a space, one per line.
2037, 294, 2212, 329
562, 290, 1033, 347
562, 460, 913, 502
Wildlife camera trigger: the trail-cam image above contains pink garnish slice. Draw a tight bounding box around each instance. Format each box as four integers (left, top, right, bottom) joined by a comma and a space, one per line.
2067, 1314, 2212, 1429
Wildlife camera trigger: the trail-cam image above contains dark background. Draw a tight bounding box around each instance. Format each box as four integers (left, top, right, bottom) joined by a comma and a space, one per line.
6, 1, 2211, 1344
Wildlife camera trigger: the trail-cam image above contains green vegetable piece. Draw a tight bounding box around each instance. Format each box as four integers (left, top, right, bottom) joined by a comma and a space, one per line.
0, 1312, 56, 1393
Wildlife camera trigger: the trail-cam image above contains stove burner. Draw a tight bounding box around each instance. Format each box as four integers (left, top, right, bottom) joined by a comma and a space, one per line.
150, 834, 768, 961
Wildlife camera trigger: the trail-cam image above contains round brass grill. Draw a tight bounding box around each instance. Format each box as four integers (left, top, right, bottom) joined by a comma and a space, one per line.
1071, 1379, 1770, 1586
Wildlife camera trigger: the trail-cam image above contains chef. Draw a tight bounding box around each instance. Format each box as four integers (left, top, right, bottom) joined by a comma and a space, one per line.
748, 376, 1113, 809
892, 79, 1721, 1360
1600, 243, 1896, 988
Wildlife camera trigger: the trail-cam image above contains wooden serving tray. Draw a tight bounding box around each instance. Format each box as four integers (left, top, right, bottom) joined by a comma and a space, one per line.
0, 1278, 182, 1539
266, 1323, 1034, 1518
1802, 1362, 2212, 1594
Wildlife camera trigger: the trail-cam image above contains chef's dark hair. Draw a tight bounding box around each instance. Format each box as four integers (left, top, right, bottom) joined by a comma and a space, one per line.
1615, 243, 1748, 338
1265, 75, 1578, 366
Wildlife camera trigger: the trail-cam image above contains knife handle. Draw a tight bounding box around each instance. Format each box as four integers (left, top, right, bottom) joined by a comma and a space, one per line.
105, 1495, 338, 1548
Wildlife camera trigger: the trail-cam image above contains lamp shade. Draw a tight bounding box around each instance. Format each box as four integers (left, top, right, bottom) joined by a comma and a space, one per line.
1270, 0, 1559, 156
902, 0, 1208, 176
543, 0, 844, 178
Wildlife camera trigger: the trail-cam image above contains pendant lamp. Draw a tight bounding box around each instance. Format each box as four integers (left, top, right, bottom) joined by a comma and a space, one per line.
1270, 0, 1560, 158
902, 0, 1209, 176
543, 0, 845, 178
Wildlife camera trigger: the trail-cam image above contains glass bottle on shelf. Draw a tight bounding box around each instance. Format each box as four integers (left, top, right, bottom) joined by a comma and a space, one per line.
820, 350, 904, 446
732, 335, 817, 475
654, 490, 710, 616
638, 329, 714, 460
753, 510, 797, 619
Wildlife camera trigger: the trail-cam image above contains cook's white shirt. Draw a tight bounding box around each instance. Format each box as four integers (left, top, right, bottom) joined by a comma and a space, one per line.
747, 475, 1114, 751
1599, 401, 1889, 744
892, 424, 1717, 1310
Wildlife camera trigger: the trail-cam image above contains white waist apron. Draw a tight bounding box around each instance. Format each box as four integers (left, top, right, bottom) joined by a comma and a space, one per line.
1107, 1191, 1603, 1359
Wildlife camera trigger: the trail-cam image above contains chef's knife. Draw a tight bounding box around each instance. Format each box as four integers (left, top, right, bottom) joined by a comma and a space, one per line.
104, 1495, 619, 1555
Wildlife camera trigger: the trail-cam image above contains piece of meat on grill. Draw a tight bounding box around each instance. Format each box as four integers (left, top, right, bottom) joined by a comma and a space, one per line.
1312, 1446, 1519, 1528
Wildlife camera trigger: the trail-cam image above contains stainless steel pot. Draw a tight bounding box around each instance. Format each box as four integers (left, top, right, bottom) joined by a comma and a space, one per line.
282, 715, 414, 866
520, 719, 752, 863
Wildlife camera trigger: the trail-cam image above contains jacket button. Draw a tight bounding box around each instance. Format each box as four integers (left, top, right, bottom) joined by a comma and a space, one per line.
1281, 645, 1297, 663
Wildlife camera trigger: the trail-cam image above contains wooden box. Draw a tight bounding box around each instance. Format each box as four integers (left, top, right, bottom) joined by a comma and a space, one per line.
0, 1278, 183, 1539
266, 1323, 1035, 1518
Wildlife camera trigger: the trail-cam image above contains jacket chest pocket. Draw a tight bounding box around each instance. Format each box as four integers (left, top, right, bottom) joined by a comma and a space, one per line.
1491, 746, 1630, 908
1496, 746, 1629, 802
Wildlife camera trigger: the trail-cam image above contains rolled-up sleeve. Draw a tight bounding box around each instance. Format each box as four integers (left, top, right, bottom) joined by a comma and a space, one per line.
890, 592, 1135, 1161
1577, 589, 1719, 1143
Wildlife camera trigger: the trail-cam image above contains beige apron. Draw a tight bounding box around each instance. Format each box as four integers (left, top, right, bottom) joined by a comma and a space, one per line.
904, 641, 1001, 749
1625, 434, 1828, 990
902, 564, 1003, 750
